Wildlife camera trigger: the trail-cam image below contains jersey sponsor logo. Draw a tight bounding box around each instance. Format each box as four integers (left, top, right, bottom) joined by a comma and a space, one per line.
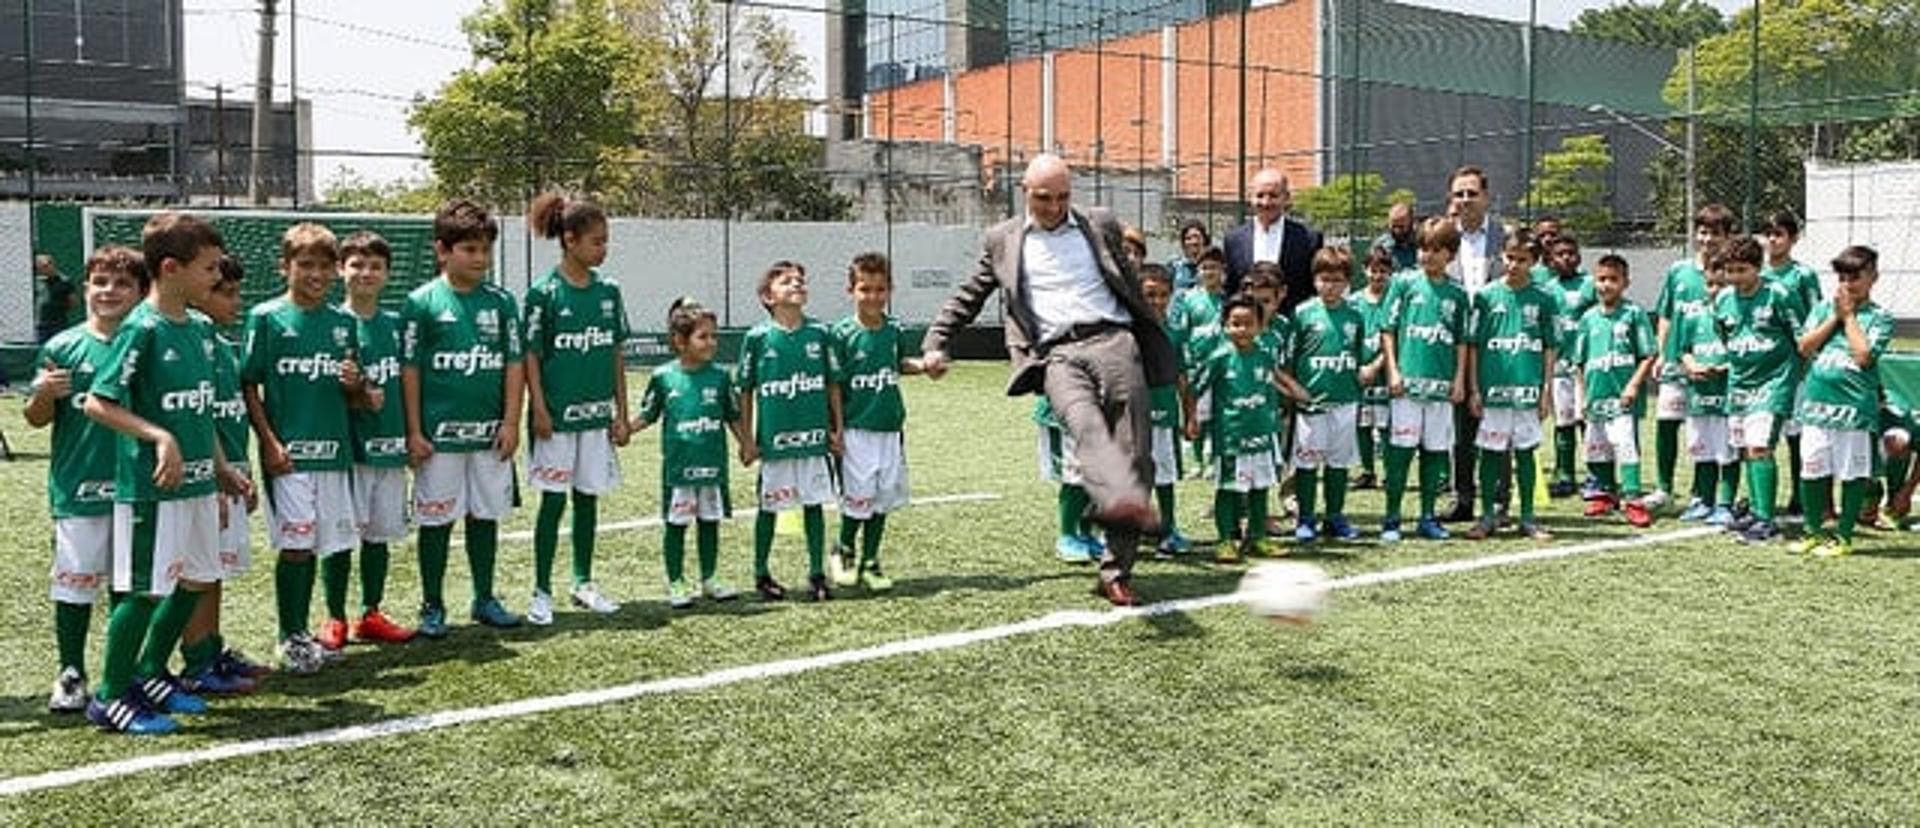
1813, 348, 1863, 374
430, 345, 507, 375
365, 355, 401, 386
675, 416, 724, 437
434, 420, 501, 442
1800, 400, 1853, 423
562, 399, 615, 423
1226, 393, 1268, 412
771, 428, 828, 451
275, 353, 348, 382
75, 480, 116, 502
284, 440, 340, 462
1725, 333, 1782, 357
1306, 353, 1359, 373
212, 394, 246, 422
848, 368, 899, 392
1673, 297, 1707, 317
1401, 322, 1455, 347
552, 326, 617, 354
364, 436, 407, 456
1588, 351, 1639, 372
415, 497, 457, 519
181, 458, 216, 486
759, 371, 827, 400
161, 380, 217, 414
1729, 387, 1773, 410
682, 466, 721, 482
531, 465, 573, 486
1405, 377, 1454, 398
1485, 386, 1541, 405
1482, 334, 1544, 354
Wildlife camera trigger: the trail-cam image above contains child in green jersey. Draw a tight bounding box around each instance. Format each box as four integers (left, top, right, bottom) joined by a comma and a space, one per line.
1789, 246, 1892, 557
1278, 248, 1368, 543
1379, 217, 1470, 543
1464, 232, 1558, 541
737, 260, 844, 602
1677, 244, 1738, 526
634, 299, 751, 607
84, 212, 251, 735
521, 194, 631, 624
1174, 246, 1228, 474
828, 253, 926, 588
1137, 264, 1191, 557
1651, 204, 1736, 512
1574, 255, 1658, 527
29, 246, 144, 712
1035, 397, 1103, 563
1351, 245, 1394, 491
1761, 210, 1823, 520
403, 200, 526, 635
1716, 236, 1806, 544
339, 232, 415, 644
1243, 262, 1293, 534
1186, 297, 1282, 563
244, 223, 372, 672
1543, 234, 1595, 498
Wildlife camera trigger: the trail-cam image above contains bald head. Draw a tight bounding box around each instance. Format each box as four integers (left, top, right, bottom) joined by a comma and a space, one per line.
1250, 168, 1291, 226
1022, 153, 1073, 229
1388, 201, 1415, 241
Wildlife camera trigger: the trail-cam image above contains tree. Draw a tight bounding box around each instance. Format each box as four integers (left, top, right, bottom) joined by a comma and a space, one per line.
1571, 0, 1725, 49
1289, 173, 1416, 238
1525, 135, 1615, 241
318, 169, 441, 214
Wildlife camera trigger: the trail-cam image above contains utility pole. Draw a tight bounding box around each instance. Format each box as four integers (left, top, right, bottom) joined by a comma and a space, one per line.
250, 0, 278, 205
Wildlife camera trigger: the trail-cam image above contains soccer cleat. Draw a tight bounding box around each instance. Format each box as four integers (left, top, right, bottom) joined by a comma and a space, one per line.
1641, 490, 1671, 511
1547, 479, 1577, 499
828, 543, 856, 587
182, 664, 258, 696
1624, 499, 1654, 528
1788, 534, 1826, 556
1811, 537, 1853, 558
1727, 511, 1758, 534
858, 563, 894, 592
1705, 506, 1734, 527
316, 618, 349, 652
1583, 494, 1617, 518
1580, 475, 1603, 500
1353, 471, 1379, 490
1463, 517, 1496, 541
1520, 521, 1555, 541
1779, 502, 1804, 523
1379, 519, 1403, 543
1739, 519, 1780, 544
216, 648, 272, 679
136, 672, 208, 715
808, 574, 832, 602
755, 575, 787, 602
49, 666, 87, 713
1213, 541, 1243, 564
1159, 529, 1193, 555
525, 590, 555, 626
471, 597, 523, 628
279, 634, 325, 675
1082, 534, 1108, 555
1679, 499, 1713, 522
1415, 517, 1451, 541
1055, 536, 1094, 564
417, 604, 450, 639
569, 582, 621, 615
666, 579, 696, 609
1293, 522, 1318, 543
701, 578, 740, 602
1322, 517, 1360, 541
353, 609, 416, 644
86, 690, 178, 735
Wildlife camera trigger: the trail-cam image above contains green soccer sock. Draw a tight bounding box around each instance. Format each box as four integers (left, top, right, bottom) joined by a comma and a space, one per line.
1691, 461, 1718, 503
663, 523, 688, 583
180, 635, 221, 678
137, 588, 201, 678
571, 492, 598, 586
1477, 449, 1506, 518
1554, 425, 1579, 484
804, 505, 826, 578
1155, 484, 1177, 533
1656, 420, 1680, 494
1384, 445, 1415, 522
55, 600, 91, 675
1515, 449, 1538, 521
1590, 461, 1617, 495
839, 513, 862, 550
1621, 462, 1644, 498
360, 542, 390, 612
533, 492, 565, 595
1803, 476, 1832, 535
1838, 479, 1868, 542
1246, 488, 1269, 540
1358, 427, 1377, 478
96, 595, 155, 702
696, 521, 721, 581
1719, 461, 1740, 505
861, 513, 888, 568
1213, 492, 1240, 542
1295, 469, 1319, 525
466, 517, 499, 604
322, 552, 351, 621
418, 525, 452, 608
1786, 435, 1805, 511
754, 511, 776, 578
1887, 453, 1912, 504
1748, 457, 1780, 520
275, 555, 316, 639
1060, 485, 1091, 538
1418, 451, 1447, 519
1325, 468, 1350, 519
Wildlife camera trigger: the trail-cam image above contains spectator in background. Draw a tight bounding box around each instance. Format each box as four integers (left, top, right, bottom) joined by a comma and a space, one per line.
1169, 219, 1211, 290
1121, 225, 1149, 273
1224, 168, 1323, 316
36, 254, 77, 344
1372, 201, 1419, 273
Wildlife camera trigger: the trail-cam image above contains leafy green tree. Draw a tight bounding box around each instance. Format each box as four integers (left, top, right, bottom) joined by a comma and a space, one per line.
317, 170, 442, 214
1290, 173, 1416, 238
1525, 135, 1615, 241
1571, 0, 1725, 49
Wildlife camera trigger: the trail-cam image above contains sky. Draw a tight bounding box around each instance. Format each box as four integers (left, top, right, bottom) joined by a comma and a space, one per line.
181, 0, 1752, 190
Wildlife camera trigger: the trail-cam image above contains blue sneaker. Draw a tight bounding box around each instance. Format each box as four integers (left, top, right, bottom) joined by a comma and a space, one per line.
1159, 529, 1193, 554
1705, 506, 1734, 526
417, 604, 450, 639
1294, 522, 1318, 543
1415, 517, 1451, 541
136, 673, 207, 715
1323, 516, 1361, 541
1379, 519, 1403, 543
471, 597, 523, 628
1082, 534, 1107, 555
1679, 499, 1712, 522
181, 665, 258, 696
1580, 475, 1603, 501
1055, 536, 1094, 564
86, 690, 178, 735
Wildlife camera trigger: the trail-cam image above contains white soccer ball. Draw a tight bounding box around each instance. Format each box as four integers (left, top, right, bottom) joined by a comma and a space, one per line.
1238, 562, 1331, 624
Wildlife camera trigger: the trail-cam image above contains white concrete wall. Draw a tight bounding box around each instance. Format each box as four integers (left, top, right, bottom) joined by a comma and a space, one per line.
1804, 159, 1920, 319
0, 203, 33, 343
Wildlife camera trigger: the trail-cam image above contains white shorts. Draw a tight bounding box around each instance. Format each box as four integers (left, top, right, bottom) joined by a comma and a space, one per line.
1730, 412, 1779, 451
1150, 426, 1179, 487
413, 450, 516, 526
1475, 408, 1545, 452
840, 429, 910, 519
267, 470, 359, 555
666, 486, 729, 526
527, 429, 622, 496
51, 515, 112, 603
1552, 376, 1584, 427
1685, 415, 1735, 465
220, 492, 252, 579
114, 495, 222, 596
1359, 403, 1389, 429
1584, 415, 1641, 464
1389, 398, 1455, 452
1036, 427, 1084, 486
1294, 405, 1360, 470
759, 456, 835, 512
1194, 390, 1213, 424
1801, 425, 1873, 482
1656, 381, 1688, 422
354, 464, 410, 544
1217, 450, 1279, 493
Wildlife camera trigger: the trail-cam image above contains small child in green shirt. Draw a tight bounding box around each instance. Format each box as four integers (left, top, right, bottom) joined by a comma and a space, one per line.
1138, 263, 1192, 557
1464, 232, 1558, 540
1572, 254, 1658, 527
1278, 248, 1368, 543
1186, 297, 1282, 563
1379, 216, 1470, 542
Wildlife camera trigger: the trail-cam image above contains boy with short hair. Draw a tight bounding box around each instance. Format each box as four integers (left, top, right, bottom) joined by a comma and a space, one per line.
1186, 297, 1281, 562
828, 253, 924, 588
1572, 254, 1658, 527
1716, 236, 1805, 544
1542, 233, 1595, 498
1465, 232, 1558, 540
84, 212, 250, 734
1790, 246, 1891, 557
1136, 263, 1192, 557
1651, 204, 1737, 510
1761, 210, 1822, 520
1173, 246, 1228, 473
28, 245, 144, 712
1278, 247, 1367, 542
1351, 246, 1395, 491
404, 200, 526, 634
243, 223, 369, 671
1379, 216, 1470, 542
1677, 245, 1737, 525
340, 232, 415, 643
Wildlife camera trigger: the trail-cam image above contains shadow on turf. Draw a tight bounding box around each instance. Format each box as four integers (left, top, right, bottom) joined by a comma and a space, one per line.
0, 698, 96, 738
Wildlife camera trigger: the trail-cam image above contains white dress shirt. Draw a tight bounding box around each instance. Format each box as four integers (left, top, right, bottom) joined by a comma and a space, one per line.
1451, 217, 1491, 295
1253, 215, 1286, 264
1023, 212, 1130, 344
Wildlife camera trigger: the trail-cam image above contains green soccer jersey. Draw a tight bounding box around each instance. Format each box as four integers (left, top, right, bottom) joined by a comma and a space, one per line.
1471, 280, 1559, 410
402, 278, 524, 452
736, 318, 839, 460
1192, 344, 1279, 458
1287, 298, 1365, 411
1259, 313, 1293, 369
1352, 288, 1391, 404
523, 269, 629, 432
1573, 301, 1656, 421
1763, 260, 1822, 317
242, 297, 358, 471
1382, 270, 1469, 402
89, 301, 221, 503
1547, 270, 1596, 377
1653, 259, 1711, 381
638, 361, 739, 488
210, 331, 249, 473
831, 315, 908, 433
1796, 300, 1894, 431
1149, 318, 1185, 430
351, 308, 408, 467
39, 325, 118, 517
1169, 288, 1223, 347
1678, 307, 1730, 416
1716, 282, 1804, 417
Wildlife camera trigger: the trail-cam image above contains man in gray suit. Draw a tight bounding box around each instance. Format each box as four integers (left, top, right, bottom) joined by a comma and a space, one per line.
921, 154, 1179, 607
1443, 165, 1508, 523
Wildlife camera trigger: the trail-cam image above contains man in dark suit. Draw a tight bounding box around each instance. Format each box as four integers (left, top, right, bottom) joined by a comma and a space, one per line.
1442, 165, 1509, 523
921, 154, 1179, 607
1223, 168, 1324, 316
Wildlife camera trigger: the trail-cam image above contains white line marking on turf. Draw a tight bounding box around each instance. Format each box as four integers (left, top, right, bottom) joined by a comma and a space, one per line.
0, 525, 1720, 798
498, 492, 1002, 542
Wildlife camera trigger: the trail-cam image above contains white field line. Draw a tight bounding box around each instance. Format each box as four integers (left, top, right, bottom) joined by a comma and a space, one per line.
0, 525, 1720, 798
498, 492, 1003, 542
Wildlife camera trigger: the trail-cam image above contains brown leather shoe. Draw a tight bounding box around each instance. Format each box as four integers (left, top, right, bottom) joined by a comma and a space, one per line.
1092, 579, 1138, 607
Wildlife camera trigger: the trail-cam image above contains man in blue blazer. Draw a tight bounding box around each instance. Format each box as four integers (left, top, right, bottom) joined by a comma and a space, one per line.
1223, 168, 1324, 317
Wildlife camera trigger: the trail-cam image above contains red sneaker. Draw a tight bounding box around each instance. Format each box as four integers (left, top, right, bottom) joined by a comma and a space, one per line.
316, 618, 349, 651
352, 609, 417, 644
1624, 499, 1654, 528
1582, 494, 1617, 518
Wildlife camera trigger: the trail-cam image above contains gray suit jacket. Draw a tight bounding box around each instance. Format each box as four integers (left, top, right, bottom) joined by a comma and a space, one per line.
922, 206, 1179, 397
